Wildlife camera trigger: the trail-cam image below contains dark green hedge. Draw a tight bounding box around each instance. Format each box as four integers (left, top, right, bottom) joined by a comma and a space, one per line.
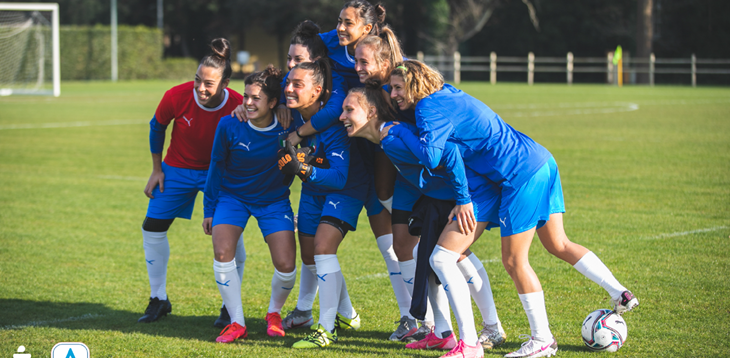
60, 25, 196, 80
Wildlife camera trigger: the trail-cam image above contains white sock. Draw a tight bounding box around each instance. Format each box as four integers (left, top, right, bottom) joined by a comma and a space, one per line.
142, 229, 169, 300
430, 245, 478, 346
214, 259, 244, 326
296, 263, 318, 311
269, 268, 296, 314
399, 259, 416, 296
315, 254, 342, 332
337, 271, 356, 318
428, 272, 454, 338
378, 196, 393, 214
377, 234, 412, 318
458, 253, 499, 325
235, 234, 246, 283
519, 291, 552, 341
573, 251, 627, 300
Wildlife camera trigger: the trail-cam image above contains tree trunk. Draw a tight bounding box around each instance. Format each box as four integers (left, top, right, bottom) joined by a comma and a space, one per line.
636, 0, 653, 84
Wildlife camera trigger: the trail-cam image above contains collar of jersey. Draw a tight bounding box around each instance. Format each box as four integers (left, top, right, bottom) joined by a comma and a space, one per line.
193, 88, 230, 112
248, 114, 279, 132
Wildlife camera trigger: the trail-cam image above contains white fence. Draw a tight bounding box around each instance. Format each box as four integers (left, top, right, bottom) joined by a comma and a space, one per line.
414, 51, 730, 87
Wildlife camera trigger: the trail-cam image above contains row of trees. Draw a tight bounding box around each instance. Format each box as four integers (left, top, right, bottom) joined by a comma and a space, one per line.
5, 0, 729, 83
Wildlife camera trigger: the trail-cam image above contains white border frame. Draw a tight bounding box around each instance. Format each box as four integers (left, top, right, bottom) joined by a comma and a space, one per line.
0, 2, 60, 97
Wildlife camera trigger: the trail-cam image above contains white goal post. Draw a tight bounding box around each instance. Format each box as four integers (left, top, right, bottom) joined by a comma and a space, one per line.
0, 2, 60, 97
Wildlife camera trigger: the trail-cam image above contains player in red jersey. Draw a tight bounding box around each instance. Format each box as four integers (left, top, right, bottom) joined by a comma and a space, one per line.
138, 38, 243, 325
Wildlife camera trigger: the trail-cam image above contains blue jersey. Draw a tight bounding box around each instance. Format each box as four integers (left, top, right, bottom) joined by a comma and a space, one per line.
203, 115, 293, 218
281, 63, 348, 132
381, 122, 471, 205
320, 30, 361, 89
389, 84, 551, 189
294, 110, 369, 202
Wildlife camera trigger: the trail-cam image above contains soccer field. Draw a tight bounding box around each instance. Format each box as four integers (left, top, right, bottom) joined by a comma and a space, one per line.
1, 81, 728, 357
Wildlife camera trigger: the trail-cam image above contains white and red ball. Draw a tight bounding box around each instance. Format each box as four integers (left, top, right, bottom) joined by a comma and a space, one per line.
581, 309, 627, 352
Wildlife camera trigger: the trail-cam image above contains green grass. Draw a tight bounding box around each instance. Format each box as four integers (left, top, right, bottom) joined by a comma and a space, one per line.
1, 81, 729, 357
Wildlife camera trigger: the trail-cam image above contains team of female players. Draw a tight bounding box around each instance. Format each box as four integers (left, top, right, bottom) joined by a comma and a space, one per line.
138, 1, 639, 357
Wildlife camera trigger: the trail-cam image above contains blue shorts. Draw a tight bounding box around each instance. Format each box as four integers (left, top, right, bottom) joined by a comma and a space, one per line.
297, 193, 364, 236
393, 174, 420, 212
498, 156, 565, 236
364, 176, 386, 216
146, 162, 207, 220
212, 194, 295, 237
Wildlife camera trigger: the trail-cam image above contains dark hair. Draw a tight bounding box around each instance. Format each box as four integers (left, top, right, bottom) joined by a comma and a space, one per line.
244, 65, 284, 104
290, 20, 328, 61
348, 79, 397, 123
342, 0, 386, 36
292, 58, 332, 105
199, 38, 232, 80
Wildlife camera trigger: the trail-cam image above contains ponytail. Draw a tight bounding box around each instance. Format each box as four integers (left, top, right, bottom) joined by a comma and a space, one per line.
244, 65, 284, 104
358, 25, 404, 76
200, 38, 232, 80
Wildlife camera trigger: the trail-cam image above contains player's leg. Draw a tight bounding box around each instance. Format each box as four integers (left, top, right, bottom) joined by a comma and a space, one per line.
214, 234, 244, 328
138, 164, 199, 323
500, 162, 557, 358
263, 230, 297, 337
536, 158, 636, 314
282, 194, 320, 330
258, 199, 297, 337
139, 216, 174, 323
212, 223, 247, 343
405, 273, 457, 351
430, 220, 483, 357
456, 225, 506, 349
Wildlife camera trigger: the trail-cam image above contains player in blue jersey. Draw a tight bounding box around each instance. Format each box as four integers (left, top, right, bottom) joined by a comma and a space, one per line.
202, 66, 296, 343
280, 59, 370, 349
342, 85, 508, 353
386, 60, 639, 358
139, 38, 243, 325
353, 30, 443, 341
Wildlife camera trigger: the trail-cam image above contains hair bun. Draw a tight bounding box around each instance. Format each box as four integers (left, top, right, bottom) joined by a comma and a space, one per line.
209, 38, 231, 61
264, 64, 283, 80
295, 20, 320, 38
375, 3, 386, 24
364, 78, 382, 89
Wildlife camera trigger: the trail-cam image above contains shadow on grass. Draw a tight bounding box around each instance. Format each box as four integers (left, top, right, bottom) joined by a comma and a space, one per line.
0, 299, 415, 353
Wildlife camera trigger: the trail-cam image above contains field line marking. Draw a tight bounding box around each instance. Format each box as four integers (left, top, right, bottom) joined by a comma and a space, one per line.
97, 175, 147, 182
642, 226, 728, 240
497, 102, 639, 118
0, 119, 146, 130
1, 313, 106, 330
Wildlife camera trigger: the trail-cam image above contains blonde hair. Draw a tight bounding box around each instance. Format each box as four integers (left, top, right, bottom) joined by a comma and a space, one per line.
358, 26, 404, 76
390, 60, 444, 105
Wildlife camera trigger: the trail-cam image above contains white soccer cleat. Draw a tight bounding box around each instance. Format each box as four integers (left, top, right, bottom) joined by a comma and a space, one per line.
504, 335, 558, 358
478, 321, 506, 349
612, 290, 639, 315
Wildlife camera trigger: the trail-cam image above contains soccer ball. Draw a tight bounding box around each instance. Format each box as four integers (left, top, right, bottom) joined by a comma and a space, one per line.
581, 309, 627, 352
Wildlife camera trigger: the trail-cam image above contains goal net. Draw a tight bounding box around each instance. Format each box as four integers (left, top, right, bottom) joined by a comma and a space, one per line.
0, 3, 60, 97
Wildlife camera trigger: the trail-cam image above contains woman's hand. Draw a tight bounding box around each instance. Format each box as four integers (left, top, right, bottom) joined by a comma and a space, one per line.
231, 104, 248, 122
202, 217, 213, 235
276, 104, 292, 128
380, 121, 400, 141
144, 169, 165, 198
448, 202, 476, 235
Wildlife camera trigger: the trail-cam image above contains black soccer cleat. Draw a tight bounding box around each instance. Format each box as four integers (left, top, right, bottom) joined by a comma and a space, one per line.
138, 297, 172, 323
214, 305, 231, 328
